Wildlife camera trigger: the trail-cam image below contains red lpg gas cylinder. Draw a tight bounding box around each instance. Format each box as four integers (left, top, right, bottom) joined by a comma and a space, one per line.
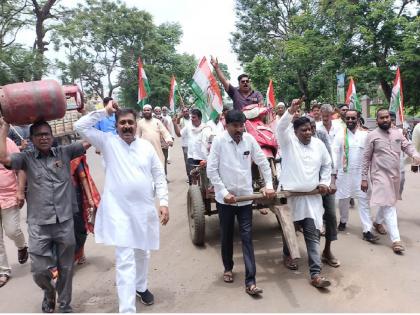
0, 80, 66, 125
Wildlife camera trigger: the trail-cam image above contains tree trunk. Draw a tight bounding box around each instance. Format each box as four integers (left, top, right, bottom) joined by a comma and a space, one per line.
31, 0, 58, 80
380, 78, 392, 103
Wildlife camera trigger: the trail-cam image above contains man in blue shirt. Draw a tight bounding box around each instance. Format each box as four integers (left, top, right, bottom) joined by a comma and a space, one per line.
94, 97, 117, 134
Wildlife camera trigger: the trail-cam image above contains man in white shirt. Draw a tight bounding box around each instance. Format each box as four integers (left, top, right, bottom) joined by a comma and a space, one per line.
177, 107, 192, 179
333, 109, 379, 243
276, 99, 332, 288
162, 106, 176, 165
316, 104, 343, 145
75, 103, 169, 313
174, 108, 213, 184
207, 110, 275, 296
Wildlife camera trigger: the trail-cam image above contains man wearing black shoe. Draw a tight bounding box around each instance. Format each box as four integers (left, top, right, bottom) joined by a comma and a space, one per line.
0, 118, 89, 312
362, 109, 420, 253
75, 102, 169, 313
333, 110, 379, 243
0, 137, 28, 288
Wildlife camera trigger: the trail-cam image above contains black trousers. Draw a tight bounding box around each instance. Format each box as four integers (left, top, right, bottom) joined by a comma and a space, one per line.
216, 202, 256, 286
162, 148, 169, 175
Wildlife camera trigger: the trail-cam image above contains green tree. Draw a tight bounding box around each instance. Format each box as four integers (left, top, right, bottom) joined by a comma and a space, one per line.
231, 0, 420, 111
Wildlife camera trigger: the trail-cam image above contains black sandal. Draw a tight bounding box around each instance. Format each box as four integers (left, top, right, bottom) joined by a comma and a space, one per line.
0, 274, 9, 288
41, 292, 56, 313
223, 271, 233, 283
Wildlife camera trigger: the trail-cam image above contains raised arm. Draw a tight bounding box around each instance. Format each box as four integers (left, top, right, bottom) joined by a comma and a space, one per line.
0, 118, 12, 166
75, 109, 114, 151
276, 99, 300, 146
210, 56, 230, 92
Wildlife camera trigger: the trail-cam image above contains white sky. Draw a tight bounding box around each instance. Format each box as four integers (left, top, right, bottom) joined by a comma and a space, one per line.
17, 0, 243, 84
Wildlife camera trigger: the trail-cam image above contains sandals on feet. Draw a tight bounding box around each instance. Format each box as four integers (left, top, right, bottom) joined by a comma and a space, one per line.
245, 284, 263, 296
373, 222, 387, 235
283, 255, 298, 270
392, 241, 405, 254
41, 292, 56, 313
0, 274, 10, 288
311, 275, 331, 288
321, 253, 341, 268
223, 271, 233, 283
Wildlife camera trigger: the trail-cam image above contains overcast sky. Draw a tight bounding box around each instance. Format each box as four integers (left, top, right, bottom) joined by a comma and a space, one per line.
17, 0, 243, 85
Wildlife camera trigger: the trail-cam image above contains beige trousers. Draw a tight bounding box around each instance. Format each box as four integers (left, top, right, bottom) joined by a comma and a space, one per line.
0, 206, 27, 276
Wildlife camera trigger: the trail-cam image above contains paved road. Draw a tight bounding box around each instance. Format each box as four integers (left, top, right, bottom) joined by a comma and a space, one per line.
2, 141, 420, 312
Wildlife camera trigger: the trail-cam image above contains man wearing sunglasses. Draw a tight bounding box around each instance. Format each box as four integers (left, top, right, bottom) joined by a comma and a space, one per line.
332, 110, 379, 243
210, 56, 263, 110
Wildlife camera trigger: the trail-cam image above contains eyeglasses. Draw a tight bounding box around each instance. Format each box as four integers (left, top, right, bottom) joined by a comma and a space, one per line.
345, 117, 357, 121
33, 132, 51, 138
240, 80, 250, 84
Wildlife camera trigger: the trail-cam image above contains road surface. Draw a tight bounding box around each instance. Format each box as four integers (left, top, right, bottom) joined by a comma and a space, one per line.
2, 141, 420, 312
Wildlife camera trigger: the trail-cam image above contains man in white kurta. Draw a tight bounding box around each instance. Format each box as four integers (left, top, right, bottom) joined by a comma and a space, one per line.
75, 104, 169, 313
333, 110, 379, 242
276, 100, 332, 288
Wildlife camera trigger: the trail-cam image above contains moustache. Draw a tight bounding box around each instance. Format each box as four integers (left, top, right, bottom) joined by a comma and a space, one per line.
122, 127, 133, 133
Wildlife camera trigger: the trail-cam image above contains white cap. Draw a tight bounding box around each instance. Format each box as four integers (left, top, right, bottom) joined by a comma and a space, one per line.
143, 104, 152, 110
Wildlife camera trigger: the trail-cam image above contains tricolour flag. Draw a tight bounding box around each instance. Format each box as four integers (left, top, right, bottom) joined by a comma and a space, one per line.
345, 77, 361, 112
389, 67, 404, 126
169, 75, 178, 112
266, 79, 276, 108
189, 57, 223, 122
137, 56, 151, 108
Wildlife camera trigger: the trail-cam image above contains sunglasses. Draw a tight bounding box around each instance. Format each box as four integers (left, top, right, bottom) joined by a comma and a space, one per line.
240, 80, 250, 84
345, 117, 357, 121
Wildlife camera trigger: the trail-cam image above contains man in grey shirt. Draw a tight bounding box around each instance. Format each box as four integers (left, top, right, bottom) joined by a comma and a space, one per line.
0, 118, 88, 313
211, 56, 263, 110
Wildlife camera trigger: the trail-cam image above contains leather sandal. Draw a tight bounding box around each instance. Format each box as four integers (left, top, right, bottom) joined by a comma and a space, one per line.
0, 274, 10, 288
245, 284, 263, 296
41, 291, 56, 313
223, 271, 233, 283
311, 275, 331, 288
18, 246, 28, 264
392, 241, 405, 254
283, 255, 298, 270
373, 222, 387, 235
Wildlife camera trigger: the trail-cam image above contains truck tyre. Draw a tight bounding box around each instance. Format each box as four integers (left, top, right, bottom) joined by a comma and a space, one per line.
187, 185, 205, 246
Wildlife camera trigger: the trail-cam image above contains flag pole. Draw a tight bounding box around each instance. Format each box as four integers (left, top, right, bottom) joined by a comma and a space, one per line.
177, 88, 185, 107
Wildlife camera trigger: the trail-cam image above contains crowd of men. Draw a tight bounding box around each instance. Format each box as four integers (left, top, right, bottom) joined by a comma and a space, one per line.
1, 61, 420, 313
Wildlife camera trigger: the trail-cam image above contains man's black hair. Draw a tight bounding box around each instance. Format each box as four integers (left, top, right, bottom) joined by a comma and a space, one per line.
225, 110, 246, 124
115, 108, 137, 123
376, 107, 389, 118
338, 103, 349, 109
103, 97, 113, 106
293, 116, 311, 130
30, 120, 52, 137
190, 108, 202, 120
237, 74, 249, 82
346, 109, 359, 116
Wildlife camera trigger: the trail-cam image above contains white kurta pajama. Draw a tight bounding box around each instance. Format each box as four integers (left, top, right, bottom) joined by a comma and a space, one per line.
75, 110, 168, 313
333, 128, 374, 233
276, 111, 331, 231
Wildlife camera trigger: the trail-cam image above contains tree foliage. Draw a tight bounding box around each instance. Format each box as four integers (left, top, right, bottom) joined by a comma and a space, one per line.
231, 0, 420, 111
